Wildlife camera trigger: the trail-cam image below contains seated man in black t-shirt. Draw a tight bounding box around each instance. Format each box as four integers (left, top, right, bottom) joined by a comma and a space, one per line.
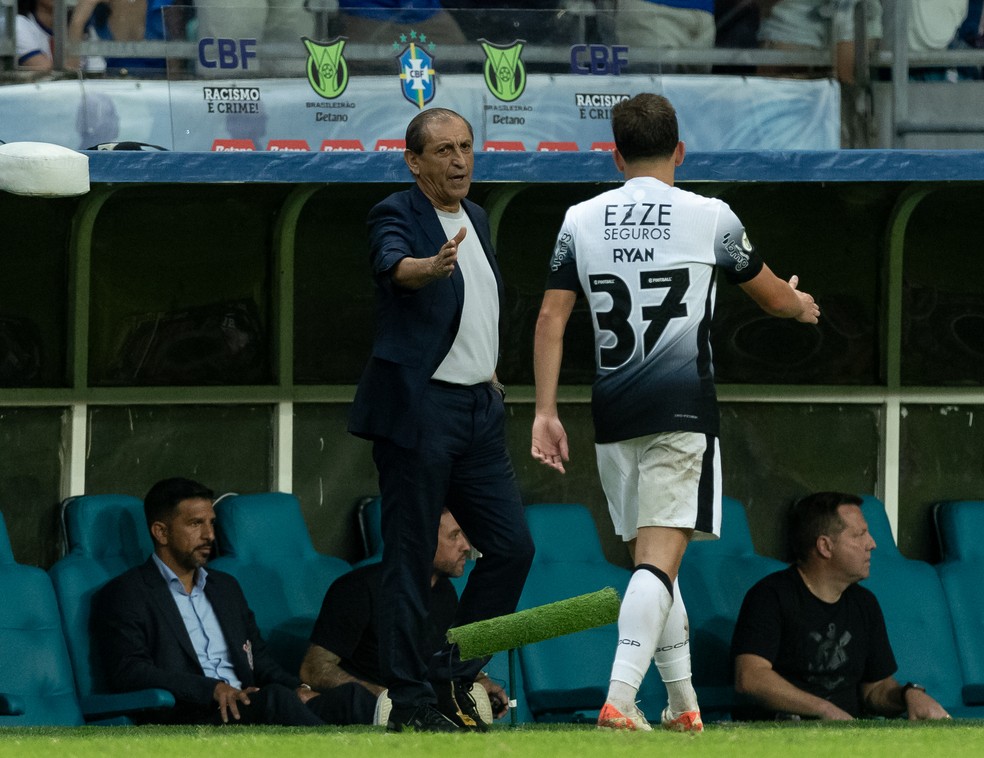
299, 509, 509, 727
730, 491, 951, 721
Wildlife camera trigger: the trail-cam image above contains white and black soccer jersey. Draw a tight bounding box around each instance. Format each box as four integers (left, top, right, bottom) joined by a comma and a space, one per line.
546, 176, 764, 444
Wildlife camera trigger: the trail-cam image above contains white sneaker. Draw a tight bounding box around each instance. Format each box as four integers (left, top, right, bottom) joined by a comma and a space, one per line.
373, 689, 392, 726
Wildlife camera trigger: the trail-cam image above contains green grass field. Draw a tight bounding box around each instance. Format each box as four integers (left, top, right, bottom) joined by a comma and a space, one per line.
4, 721, 984, 758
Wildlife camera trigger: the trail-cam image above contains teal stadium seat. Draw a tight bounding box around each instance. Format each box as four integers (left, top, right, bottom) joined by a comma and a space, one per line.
0, 511, 84, 725
48, 494, 175, 722
516, 503, 665, 723
859, 495, 984, 718
678, 496, 786, 721
209, 492, 351, 673
933, 500, 984, 707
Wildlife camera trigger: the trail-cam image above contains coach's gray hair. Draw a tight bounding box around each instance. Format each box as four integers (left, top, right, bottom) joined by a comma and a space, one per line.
405, 108, 474, 154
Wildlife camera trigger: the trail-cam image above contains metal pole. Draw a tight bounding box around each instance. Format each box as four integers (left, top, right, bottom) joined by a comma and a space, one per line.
892, 0, 911, 147
52, 0, 67, 70
508, 647, 518, 726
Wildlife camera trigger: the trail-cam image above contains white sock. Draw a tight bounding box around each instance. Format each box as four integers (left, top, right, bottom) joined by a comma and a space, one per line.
654, 578, 698, 714
607, 568, 673, 708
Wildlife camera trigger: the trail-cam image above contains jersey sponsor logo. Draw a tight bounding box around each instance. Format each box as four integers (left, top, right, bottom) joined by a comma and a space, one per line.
603, 202, 672, 240
396, 34, 437, 109
722, 231, 751, 270
550, 232, 574, 271
481, 39, 527, 102
303, 37, 350, 99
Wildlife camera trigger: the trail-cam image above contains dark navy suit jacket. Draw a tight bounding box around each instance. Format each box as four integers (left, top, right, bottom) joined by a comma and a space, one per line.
92, 557, 300, 721
348, 183, 505, 449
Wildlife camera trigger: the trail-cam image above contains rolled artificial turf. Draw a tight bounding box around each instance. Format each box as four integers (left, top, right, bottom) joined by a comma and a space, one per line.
446, 587, 621, 659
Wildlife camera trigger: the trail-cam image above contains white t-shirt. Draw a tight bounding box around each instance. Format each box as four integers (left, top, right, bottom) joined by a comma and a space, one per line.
431, 207, 499, 385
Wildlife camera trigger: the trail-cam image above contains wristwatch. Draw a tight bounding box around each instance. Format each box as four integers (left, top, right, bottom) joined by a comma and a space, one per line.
902, 682, 926, 698
491, 380, 506, 399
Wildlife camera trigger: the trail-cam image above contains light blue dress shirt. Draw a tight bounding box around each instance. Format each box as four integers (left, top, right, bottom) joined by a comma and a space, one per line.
152, 554, 243, 689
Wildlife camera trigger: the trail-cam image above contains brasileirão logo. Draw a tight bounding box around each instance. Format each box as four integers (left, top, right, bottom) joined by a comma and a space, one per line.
303, 37, 349, 99
480, 39, 526, 102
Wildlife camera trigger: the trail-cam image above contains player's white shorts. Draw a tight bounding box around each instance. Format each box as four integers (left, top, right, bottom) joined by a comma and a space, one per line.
595, 431, 722, 542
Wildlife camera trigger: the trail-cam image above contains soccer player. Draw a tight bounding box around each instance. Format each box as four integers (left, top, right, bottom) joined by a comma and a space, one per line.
531, 92, 820, 732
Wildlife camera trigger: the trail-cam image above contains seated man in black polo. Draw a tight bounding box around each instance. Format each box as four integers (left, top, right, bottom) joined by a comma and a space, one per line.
731, 491, 951, 721
300, 508, 508, 730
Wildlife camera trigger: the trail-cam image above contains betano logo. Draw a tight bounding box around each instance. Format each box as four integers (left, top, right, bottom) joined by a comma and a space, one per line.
394, 31, 437, 109
303, 37, 350, 99
480, 39, 526, 103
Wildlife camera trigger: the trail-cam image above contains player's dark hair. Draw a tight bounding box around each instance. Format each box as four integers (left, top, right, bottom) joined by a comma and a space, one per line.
611, 93, 679, 162
405, 108, 473, 154
788, 491, 863, 564
144, 477, 214, 530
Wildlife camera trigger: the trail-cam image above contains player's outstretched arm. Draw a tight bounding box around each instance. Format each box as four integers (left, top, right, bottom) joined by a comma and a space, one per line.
739, 265, 820, 323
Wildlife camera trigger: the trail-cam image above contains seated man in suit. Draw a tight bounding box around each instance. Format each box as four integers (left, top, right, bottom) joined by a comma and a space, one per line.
92, 476, 374, 726
299, 509, 509, 727
731, 491, 951, 721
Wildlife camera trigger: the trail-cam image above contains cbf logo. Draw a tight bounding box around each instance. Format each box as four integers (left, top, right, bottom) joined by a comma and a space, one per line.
480, 39, 526, 102
303, 37, 349, 99
395, 32, 436, 108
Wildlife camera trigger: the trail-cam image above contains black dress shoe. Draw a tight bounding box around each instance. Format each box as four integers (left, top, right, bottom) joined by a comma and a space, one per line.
435, 681, 490, 732
386, 703, 462, 733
